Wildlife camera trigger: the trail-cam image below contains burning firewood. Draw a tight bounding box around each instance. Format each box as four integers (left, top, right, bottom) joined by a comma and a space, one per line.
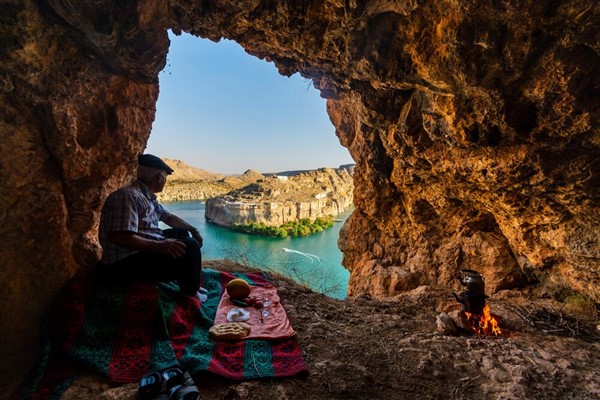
437, 269, 507, 336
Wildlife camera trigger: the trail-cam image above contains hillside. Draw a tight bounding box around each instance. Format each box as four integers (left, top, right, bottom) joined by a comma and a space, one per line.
162, 158, 226, 182
156, 159, 264, 202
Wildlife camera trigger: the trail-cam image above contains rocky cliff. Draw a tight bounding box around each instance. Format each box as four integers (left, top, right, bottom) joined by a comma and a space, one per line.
0, 0, 598, 392
205, 167, 354, 227
156, 160, 264, 202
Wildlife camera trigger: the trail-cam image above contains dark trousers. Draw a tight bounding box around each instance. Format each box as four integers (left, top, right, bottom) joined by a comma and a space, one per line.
99, 229, 202, 296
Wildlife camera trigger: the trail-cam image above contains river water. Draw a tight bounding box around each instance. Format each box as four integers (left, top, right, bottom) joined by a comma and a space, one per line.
162, 201, 351, 299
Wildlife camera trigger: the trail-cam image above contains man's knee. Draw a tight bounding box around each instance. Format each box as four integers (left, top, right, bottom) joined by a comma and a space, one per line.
178, 237, 201, 269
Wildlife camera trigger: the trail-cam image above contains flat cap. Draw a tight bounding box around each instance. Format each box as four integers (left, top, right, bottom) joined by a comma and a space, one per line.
138, 154, 174, 175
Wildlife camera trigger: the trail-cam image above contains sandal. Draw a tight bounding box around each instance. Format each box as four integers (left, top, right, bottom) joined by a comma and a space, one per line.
138, 366, 183, 399
169, 371, 200, 400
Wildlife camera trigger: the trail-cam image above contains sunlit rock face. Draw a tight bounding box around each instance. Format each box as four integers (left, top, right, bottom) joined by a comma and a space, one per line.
170, 0, 598, 298
0, 0, 598, 390
205, 168, 354, 227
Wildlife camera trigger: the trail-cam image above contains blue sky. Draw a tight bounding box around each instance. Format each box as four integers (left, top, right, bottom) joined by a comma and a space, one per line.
146, 32, 354, 175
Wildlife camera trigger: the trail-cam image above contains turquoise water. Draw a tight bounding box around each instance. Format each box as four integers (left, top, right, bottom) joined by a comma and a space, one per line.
161, 201, 351, 299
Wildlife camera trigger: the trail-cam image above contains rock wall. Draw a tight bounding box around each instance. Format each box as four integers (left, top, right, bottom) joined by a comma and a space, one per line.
169, 0, 598, 299
0, 0, 598, 392
205, 196, 350, 227
0, 0, 170, 392
204, 168, 354, 227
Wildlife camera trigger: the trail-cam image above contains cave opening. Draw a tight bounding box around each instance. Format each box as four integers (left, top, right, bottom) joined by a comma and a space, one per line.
147, 32, 353, 299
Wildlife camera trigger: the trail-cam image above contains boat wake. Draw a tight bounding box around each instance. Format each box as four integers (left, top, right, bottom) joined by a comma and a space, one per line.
282, 247, 321, 263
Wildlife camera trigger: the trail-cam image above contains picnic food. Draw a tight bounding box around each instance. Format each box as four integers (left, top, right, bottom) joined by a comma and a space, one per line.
209, 322, 251, 340
245, 297, 264, 309
226, 307, 250, 322
226, 278, 251, 299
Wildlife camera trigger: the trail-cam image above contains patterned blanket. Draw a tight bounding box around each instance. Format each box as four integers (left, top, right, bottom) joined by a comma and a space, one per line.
16, 268, 307, 399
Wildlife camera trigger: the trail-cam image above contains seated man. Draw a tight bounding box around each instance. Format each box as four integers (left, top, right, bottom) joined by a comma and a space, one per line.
98, 154, 205, 300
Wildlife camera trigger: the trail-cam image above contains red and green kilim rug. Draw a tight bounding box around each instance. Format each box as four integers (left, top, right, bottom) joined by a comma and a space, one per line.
15, 268, 308, 399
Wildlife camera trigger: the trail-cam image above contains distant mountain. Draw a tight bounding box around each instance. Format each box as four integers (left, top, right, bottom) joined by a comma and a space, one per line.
163, 158, 226, 182
218, 169, 265, 186
157, 159, 264, 202
157, 158, 355, 204
264, 164, 356, 177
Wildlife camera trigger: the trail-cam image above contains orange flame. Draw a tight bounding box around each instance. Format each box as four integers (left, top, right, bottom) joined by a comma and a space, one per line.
465, 304, 503, 336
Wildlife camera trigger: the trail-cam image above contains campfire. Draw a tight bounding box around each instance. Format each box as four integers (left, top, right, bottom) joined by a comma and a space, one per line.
465, 304, 503, 336
437, 269, 506, 336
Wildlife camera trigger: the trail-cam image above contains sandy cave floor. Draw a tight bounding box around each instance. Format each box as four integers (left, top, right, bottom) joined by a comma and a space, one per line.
61, 261, 599, 400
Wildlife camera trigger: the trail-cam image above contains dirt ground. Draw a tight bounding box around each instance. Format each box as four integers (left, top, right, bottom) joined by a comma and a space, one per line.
63, 261, 600, 400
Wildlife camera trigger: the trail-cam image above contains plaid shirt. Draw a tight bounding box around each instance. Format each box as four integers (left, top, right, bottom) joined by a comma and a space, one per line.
99, 180, 172, 264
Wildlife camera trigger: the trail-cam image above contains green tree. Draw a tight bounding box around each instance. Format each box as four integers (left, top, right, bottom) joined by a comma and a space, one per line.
233, 215, 335, 238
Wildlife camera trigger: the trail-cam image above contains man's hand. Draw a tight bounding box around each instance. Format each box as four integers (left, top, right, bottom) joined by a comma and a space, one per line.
190, 228, 203, 248
158, 238, 187, 258
162, 214, 203, 248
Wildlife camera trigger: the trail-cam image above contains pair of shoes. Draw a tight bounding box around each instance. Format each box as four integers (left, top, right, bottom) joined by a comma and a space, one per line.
138, 366, 181, 399
170, 371, 200, 400
138, 366, 199, 400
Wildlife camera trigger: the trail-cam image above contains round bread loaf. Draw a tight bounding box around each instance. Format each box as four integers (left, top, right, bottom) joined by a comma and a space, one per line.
226, 278, 251, 299
209, 322, 251, 341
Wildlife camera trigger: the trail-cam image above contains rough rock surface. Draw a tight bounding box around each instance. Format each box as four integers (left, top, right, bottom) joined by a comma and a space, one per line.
167, 0, 599, 300
0, 0, 598, 392
157, 160, 263, 202
1, 0, 169, 391
205, 167, 354, 227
